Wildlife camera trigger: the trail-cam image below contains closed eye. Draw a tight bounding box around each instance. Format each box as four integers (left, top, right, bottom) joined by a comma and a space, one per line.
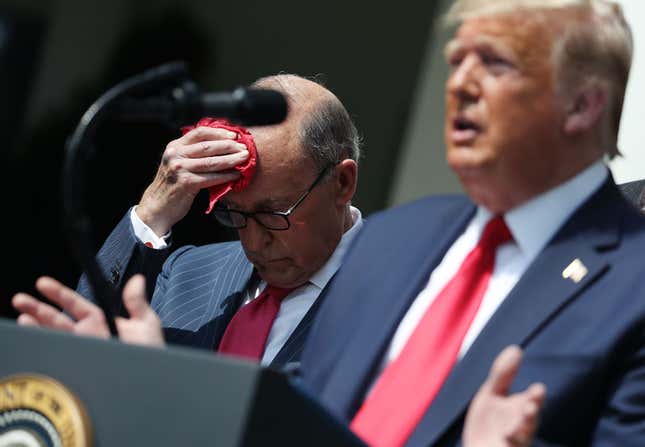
481, 53, 511, 67
480, 52, 516, 76
444, 39, 465, 69
448, 55, 465, 70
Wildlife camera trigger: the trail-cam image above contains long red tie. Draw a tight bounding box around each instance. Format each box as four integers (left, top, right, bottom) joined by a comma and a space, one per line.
351, 216, 512, 447
217, 285, 294, 360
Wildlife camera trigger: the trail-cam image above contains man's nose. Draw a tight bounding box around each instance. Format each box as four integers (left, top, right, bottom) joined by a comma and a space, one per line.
239, 217, 272, 252
446, 54, 481, 102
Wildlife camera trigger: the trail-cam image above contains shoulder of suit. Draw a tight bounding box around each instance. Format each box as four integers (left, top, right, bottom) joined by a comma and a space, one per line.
165, 240, 245, 265
618, 179, 645, 210
366, 194, 471, 225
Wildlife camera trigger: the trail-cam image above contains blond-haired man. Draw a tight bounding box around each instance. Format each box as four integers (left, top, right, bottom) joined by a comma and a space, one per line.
300, 1, 645, 446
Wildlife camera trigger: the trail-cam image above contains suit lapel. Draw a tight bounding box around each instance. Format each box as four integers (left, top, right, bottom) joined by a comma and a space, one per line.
206, 245, 255, 349
406, 180, 622, 447
159, 242, 255, 350
270, 282, 329, 368
321, 201, 477, 418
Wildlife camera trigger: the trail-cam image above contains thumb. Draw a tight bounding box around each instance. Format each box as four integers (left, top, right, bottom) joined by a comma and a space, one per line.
485, 345, 523, 395
122, 274, 151, 320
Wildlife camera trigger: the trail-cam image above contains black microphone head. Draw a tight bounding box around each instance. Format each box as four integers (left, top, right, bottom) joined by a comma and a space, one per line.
231, 87, 288, 126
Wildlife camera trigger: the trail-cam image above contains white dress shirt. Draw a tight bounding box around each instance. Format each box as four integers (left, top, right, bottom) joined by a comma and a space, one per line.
130, 207, 171, 249
249, 207, 363, 364
380, 161, 608, 372
131, 205, 363, 365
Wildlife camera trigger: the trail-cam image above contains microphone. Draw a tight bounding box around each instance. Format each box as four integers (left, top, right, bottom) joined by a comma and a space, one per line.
112, 84, 288, 127
200, 87, 288, 126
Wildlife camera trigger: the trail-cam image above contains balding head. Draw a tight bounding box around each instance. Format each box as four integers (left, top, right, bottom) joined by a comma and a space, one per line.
250, 74, 361, 170
252, 74, 339, 117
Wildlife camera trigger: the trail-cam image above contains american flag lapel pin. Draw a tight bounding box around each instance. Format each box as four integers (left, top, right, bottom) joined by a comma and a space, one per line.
562, 258, 588, 284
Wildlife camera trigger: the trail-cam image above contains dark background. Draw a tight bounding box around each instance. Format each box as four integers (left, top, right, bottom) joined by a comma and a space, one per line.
0, 0, 441, 318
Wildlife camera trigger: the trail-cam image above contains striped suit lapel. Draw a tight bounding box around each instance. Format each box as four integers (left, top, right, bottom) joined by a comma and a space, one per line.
156, 242, 254, 350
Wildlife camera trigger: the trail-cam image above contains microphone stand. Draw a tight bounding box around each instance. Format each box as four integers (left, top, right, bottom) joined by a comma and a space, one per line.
62, 61, 198, 336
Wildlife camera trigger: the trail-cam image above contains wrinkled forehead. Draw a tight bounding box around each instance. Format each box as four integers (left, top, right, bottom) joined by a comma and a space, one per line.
248, 120, 303, 170
451, 12, 559, 74
234, 121, 316, 199
224, 150, 313, 212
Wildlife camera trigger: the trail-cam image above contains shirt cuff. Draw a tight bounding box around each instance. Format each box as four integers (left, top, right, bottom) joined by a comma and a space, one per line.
130, 206, 171, 249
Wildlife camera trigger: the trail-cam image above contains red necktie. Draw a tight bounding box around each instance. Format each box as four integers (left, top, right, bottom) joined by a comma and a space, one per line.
217, 285, 294, 360
351, 216, 512, 447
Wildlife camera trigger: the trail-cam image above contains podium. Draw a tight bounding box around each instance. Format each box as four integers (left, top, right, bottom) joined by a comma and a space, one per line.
0, 318, 364, 446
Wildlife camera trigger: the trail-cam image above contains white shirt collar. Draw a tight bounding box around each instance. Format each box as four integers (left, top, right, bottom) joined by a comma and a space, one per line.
476, 160, 608, 259
308, 206, 363, 290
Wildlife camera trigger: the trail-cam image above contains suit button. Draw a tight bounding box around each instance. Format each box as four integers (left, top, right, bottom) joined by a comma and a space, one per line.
110, 268, 120, 285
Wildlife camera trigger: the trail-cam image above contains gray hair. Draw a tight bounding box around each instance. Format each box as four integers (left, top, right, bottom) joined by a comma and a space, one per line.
251, 74, 362, 170
445, 0, 633, 157
299, 97, 361, 170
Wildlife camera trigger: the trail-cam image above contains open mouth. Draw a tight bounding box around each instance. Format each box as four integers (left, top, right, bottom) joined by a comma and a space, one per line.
454, 117, 479, 131
450, 117, 481, 143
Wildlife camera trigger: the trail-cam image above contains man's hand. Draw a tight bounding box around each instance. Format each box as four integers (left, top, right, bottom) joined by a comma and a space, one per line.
463, 346, 546, 447
12, 275, 165, 347
136, 126, 249, 236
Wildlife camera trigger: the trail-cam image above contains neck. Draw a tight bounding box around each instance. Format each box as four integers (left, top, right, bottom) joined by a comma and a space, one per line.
342, 205, 354, 233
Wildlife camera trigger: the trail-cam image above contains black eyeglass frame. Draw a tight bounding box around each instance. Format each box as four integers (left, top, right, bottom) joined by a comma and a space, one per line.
211, 164, 334, 231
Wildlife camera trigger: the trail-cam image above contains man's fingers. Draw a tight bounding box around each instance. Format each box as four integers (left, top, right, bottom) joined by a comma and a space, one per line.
526, 382, 547, 406
118, 275, 165, 347
115, 317, 165, 348
509, 383, 546, 446
182, 140, 247, 158
177, 151, 249, 174
34, 276, 98, 320
510, 395, 544, 447
12, 293, 75, 331
16, 313, 41, 327
181, 171, 242, 191
177, 127, 238, 145
122, 275, 151, 320
486, 345, 523, 395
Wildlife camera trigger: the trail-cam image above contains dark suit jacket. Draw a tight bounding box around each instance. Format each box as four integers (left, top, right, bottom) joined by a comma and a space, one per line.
300, 179, 645, 446
77, 212, 325, 369
620, 179, 645, 211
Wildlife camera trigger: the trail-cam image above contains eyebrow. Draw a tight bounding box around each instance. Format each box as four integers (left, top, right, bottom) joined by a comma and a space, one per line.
444, 39, 461, 60
444, 36, 516, 61
254, 198, 290, 210
222, 196, 290, 212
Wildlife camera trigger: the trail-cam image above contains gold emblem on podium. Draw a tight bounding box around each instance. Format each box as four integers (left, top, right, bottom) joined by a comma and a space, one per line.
0, 374, 92, 447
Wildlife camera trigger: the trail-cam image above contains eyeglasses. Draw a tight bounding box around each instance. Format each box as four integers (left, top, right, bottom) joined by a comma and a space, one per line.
211, 165, 333, 231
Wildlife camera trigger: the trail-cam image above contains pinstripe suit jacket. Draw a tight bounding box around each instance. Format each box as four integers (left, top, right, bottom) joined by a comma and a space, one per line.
77, 211, 326, 369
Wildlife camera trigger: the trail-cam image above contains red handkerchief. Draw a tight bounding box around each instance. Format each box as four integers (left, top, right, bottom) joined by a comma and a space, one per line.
181, 117, 258, 213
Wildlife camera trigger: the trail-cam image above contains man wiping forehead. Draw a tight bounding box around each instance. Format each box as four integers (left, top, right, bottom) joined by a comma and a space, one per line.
15, 74, 364, 367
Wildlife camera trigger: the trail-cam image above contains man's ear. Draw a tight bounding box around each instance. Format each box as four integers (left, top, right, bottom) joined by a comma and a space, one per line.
334, 159, 358, 205
564, 82, 608, 135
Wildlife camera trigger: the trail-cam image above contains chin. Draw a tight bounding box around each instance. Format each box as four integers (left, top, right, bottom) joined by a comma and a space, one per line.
463, 179, 516, 213
260, 270, 303, 289
451, 163, 488, 185
447, 150, 487, 172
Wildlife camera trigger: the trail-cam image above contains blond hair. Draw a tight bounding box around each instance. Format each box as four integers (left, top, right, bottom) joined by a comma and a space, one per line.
446, 0, 633, 157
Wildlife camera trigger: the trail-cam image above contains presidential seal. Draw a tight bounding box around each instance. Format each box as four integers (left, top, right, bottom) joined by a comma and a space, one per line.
0, 374, 92, 447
